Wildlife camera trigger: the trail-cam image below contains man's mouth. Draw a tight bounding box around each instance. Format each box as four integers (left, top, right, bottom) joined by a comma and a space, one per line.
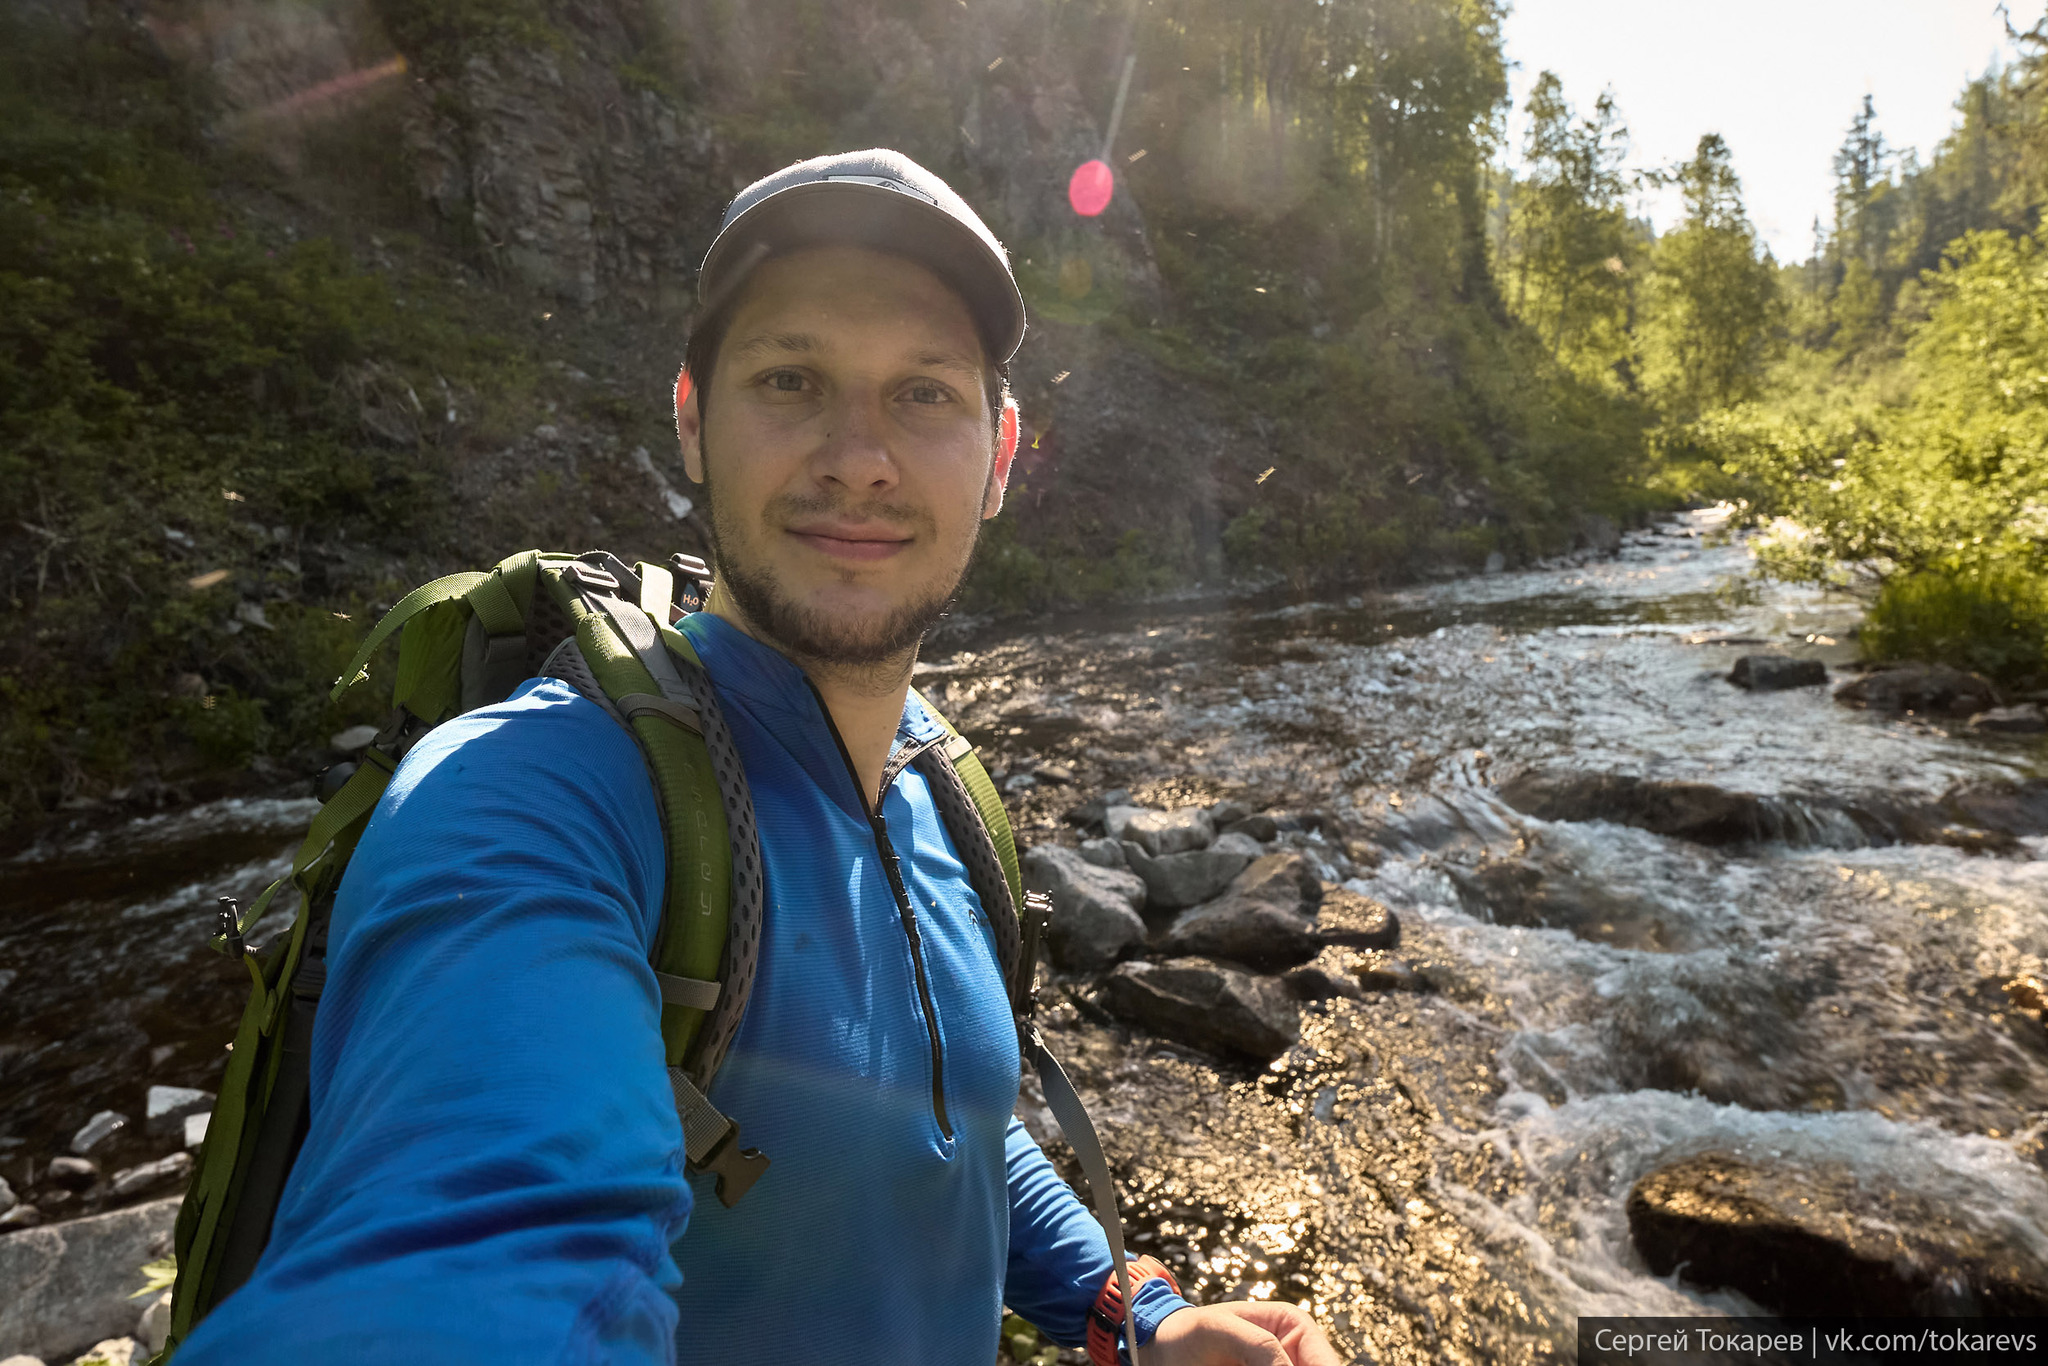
786, 519, 914, 562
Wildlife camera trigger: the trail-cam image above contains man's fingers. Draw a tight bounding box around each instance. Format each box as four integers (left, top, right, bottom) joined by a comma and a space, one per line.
1221, 1302, 1344, 1366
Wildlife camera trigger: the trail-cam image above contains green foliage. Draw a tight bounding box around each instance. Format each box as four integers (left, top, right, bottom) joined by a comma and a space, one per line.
0, 8, 516, 829
1864, 568, 2048, 686
1636, 135, 1783, 418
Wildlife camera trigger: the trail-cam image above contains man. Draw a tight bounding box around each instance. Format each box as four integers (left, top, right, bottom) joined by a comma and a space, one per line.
174, 150, 1339, 1366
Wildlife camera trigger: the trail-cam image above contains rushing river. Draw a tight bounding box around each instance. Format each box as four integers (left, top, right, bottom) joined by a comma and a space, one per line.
5, 509, 2046, 1362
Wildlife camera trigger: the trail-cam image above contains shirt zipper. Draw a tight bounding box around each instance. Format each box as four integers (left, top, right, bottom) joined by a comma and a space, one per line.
807, 681, 954, 1141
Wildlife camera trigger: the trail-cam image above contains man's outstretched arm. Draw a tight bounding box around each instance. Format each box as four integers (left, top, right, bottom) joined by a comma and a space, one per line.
176, 680, 693, 1365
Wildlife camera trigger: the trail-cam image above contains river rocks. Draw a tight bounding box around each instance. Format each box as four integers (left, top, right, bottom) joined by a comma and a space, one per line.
1077, 837, 1126, 869
142, 1087, 211, 1139
1063, 789, 1131, 831
1834, 663, 2000, 715
1943, 777, 2048, 838
0, 1197, 180, 1364
1100, 958, 1300, 1062
69, 1341, 137, 1366
1728, 655, 1828, 690
1108, 806, 1215, 857
1021, 846, 1146, 972
1119, 842, 1252, 910
1499, 770, 1781, 846
67, 1115, 124, 1157
106, 1154, 190, 1201
183, 1114, 210, 1150
1164, 899, 1320, 970
1223, 814, 1280, 842
1574, 512, 1622, 554
136, 1291, 171, 1357
1280, 947, 1364, 1002
1161, 852, 1326, 969
1206, 800, 1253, 828
1627, 1152, 2048, 1316
1971, 703, 2047, 733
1313, 887, 1400, 950
1349, 951, 1426, 993
1211, 830, 1264, 859
42, 1162, 96, 1195
0, 1179, 13, 1217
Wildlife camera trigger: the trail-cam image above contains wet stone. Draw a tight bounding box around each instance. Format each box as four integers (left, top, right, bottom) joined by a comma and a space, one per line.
1227, 851, 1324, 909
1281, 947, 1365, 1002
68, 1113, 126, 1157
1312, 887, 1400, 950
1627, 1151, 2048, 1315
107, 1153, 191, 1200
1728, 654, 1828, 690
1350, 950, 1426, 993
1971, 703, 2047, 734
44, 1159, 98, 1193
1020, 845, 1146, 972
1100, 957, 1300, 1062
1109, 806, 1215, 857
1120, 842, 1251, 911
1834, 663, 2000, 715
143, 1086, 212, 1139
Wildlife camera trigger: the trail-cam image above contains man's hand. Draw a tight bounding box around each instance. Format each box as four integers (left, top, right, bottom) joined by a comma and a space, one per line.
1146, 1300, 1344, 1365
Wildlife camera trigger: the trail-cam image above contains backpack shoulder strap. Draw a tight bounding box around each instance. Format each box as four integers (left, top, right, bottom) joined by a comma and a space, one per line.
540, 554, 769, 1207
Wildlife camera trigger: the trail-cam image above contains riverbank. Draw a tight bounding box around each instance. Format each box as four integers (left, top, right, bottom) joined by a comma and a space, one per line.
6, 512, 2047, 1364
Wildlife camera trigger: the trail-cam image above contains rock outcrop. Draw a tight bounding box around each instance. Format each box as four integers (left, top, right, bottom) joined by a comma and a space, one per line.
1627, 1152, 2048, 1316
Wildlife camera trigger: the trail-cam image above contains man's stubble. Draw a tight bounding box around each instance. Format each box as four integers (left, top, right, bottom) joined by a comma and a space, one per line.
698, 434, 994, 678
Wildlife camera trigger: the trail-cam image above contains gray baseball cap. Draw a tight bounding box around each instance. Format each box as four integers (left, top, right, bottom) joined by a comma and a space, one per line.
696, 149, 1027, 364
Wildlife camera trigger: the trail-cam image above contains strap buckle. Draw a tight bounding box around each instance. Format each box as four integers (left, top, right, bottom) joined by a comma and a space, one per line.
696, 1121, 770, 1209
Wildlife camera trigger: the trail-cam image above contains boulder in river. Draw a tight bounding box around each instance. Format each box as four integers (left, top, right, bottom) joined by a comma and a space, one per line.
1313, 887, 1400, 950
1107, 806, 1215, 857
1101, 957, 1300, 1062
1728, 654, 1828, 690
1119, 841, 1251, 910
1627, 1151, 2048, 1315
1021, 846, 1146, 972
0, 1196, 180, 1364
1498, 770, 1777, 846
1834, 663, 2000, 715
1970, 703, 2046, 734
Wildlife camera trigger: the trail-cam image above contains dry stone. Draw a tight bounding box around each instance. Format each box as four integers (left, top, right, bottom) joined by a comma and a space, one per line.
0, 1197, 180, 1364
1119, 842, 1250, 911
1021, 846, 1146, 972
1107, 807, 1214, 857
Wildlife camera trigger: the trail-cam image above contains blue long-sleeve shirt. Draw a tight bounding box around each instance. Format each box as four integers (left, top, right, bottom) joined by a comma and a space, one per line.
175, 611, 1185, 1364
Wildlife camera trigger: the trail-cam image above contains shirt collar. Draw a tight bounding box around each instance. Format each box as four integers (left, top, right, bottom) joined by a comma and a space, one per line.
677, 611, 946, 749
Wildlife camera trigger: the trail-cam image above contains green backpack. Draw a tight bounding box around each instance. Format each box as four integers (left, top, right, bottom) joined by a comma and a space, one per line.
160, 548, 1147, 1362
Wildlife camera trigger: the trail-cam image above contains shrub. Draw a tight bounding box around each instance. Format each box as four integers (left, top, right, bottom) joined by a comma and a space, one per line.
1863, 568, 2048, 688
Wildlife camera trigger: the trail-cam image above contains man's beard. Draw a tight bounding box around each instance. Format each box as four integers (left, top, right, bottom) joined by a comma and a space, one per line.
699, 439, 985, 671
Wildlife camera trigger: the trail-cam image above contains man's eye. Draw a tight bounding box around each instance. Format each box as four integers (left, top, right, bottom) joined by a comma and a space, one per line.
765, 371, 807, 392
904, 383, 949, 405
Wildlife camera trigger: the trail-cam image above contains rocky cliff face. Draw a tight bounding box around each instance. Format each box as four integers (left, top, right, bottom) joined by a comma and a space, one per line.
156, 0, 1237, 591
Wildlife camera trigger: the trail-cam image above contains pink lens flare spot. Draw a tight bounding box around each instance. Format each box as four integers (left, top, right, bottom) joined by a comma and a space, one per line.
1068, 159, 1114, 217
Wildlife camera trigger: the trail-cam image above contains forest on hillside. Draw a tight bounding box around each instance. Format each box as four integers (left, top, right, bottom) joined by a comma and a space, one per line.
1, 0, 2043, 836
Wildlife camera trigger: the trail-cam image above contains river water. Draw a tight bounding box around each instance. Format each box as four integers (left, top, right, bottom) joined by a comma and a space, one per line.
5, 510, 2046, 1362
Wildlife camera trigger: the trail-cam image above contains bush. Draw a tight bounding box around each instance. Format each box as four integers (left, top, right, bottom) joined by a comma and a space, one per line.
1863, 568, 2048, 688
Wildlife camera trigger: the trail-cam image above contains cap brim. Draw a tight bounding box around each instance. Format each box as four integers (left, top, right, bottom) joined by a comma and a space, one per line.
697, 180, 1027, 364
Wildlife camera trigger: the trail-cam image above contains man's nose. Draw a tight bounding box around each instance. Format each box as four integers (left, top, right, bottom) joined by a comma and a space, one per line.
810, 391, 899, 493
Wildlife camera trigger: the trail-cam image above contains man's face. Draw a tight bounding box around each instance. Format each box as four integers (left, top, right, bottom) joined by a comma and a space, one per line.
679, 245, 1014, 668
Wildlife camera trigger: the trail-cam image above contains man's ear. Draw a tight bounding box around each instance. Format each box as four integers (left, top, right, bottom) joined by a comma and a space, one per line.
676, 367, 704, 484
984, 399, 1018, 521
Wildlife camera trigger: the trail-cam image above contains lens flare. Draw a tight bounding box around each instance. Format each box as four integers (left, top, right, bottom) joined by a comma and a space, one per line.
1068, 159, 1114, 217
